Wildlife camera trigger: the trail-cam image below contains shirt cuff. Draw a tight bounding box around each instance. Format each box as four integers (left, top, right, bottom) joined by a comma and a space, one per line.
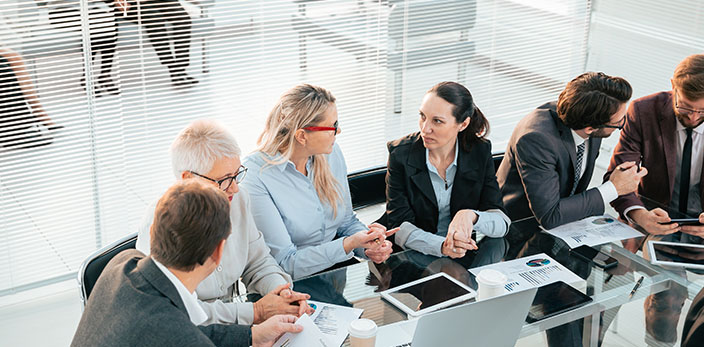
623, 205, 647, 225
597, 181, 618, 206
472, 209, 510, 240
239, 302, 254, 325
333, 236, 355, 262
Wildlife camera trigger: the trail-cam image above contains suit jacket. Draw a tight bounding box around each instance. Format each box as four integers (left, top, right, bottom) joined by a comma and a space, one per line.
71, 250, 252, 347
682, 286, 704, 347
606, 91, 704, 215
496, 102, 603, 230
383, 132, 505, 234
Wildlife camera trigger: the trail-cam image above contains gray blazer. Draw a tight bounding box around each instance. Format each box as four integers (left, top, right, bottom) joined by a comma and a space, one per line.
497, 102, 603, 230
71, 250, 252, 347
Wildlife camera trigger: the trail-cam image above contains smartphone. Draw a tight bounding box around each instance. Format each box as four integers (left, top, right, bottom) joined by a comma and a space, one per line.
570, 245, 618, 269
657, 218, 702, 226
526, 281, 592, 323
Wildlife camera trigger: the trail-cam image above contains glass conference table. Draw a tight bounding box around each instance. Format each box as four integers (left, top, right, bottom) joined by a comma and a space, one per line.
241, 207, 704, 346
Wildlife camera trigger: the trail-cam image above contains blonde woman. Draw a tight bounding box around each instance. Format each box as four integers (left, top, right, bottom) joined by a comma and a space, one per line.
242, 84, 395, 279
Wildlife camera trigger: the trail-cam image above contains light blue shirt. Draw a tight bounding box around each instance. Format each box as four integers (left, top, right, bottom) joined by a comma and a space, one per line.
426, 142, 459, 235
395, 142, 510, 257
242, 143, 367, 279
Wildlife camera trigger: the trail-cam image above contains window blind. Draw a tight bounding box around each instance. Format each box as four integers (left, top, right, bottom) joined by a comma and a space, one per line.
0, 0, 591, 296
586, 0, 704, 161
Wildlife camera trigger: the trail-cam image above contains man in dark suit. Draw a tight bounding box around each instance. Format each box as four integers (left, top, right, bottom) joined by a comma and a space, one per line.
683, 286, 704, 347
605, 54, 704, 346
71, 180, 303, 347
497, 72, 646, 259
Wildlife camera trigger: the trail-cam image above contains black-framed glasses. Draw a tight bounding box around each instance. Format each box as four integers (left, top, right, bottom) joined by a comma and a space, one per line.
675, 91, 704, 117
303, 120, 339, 135
190, 165, 247, 191
602, 115, 627, 130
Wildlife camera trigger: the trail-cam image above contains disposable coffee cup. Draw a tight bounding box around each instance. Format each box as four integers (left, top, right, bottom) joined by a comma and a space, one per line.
348, 318, 377, 347
476, 268, 507, 301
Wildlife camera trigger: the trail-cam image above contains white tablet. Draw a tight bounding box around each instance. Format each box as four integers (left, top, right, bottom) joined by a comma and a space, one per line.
380, 272, 476, 317
647, 240, 704, 270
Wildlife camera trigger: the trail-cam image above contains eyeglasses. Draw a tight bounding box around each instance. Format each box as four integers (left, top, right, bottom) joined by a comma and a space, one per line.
601, 115, 627, 130
303, 120, 338, 135
190, 165, 248, 191
675, 92, 704, 117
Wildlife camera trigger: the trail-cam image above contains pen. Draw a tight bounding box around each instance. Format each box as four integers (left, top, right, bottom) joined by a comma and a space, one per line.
604, 274, 613, 284
629, 276, 644, 298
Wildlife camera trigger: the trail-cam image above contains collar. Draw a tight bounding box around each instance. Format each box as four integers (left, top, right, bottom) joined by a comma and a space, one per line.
570, 129, 587, 148
425, 140, 459, 173
675, 117, 704, 135
152, 258, 208, 326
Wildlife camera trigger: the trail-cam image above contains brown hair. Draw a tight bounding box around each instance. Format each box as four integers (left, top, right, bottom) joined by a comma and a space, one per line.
257, 84, 342, 215
557, 72, 632, 130
673, 54, 704, 101
150, 180, 231, 271
427, 81, 489, 151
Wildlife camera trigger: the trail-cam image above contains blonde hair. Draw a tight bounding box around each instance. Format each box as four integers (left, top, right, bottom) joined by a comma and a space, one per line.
170, 119, 241, 179
257, 84, 342, 214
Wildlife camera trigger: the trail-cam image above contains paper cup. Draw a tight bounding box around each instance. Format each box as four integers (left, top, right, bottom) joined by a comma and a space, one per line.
476, 269, 507, 301
348, 318, 377, 347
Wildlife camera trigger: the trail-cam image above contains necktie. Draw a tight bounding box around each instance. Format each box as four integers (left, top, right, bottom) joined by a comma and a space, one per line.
679, 128, 693, 214
571, 141, 586, 196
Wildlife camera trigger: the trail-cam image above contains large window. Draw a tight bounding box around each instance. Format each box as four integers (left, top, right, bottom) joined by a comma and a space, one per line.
0, 0, 590, 295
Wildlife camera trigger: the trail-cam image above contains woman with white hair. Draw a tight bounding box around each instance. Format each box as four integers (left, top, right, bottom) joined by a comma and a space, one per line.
242, 84, 395, 280
136, 119, 312, 326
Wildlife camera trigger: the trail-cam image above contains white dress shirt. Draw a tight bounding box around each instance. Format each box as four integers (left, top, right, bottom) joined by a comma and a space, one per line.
570, 130, 617, 206
624, 120, 704, 218
152, 258, 208, 326
136, 187, 291, 325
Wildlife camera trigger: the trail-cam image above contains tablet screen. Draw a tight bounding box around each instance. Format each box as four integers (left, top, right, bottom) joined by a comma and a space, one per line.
652, 243, 704, 266
526, 281, 592, 323
387, 275, 472, 312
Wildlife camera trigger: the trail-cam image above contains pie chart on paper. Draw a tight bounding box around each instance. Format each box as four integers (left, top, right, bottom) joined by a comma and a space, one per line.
526, 258, 551, 267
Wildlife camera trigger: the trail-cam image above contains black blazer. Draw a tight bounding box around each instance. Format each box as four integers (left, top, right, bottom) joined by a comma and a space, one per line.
71, 249, 252, 347
382, 132, 505, 236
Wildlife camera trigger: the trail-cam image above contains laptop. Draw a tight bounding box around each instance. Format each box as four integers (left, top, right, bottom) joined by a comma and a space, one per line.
376, 287, 538, 347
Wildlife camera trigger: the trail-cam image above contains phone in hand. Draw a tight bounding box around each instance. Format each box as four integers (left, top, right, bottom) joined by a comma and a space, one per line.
570, 245, 618, 269
657, 218, 703, 226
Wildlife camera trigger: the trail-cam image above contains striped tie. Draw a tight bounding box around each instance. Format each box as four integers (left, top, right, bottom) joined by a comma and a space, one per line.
571, 142, 586, 196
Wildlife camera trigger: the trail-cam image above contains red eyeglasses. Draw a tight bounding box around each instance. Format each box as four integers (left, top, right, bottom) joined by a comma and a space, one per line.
303, 120, 338, 135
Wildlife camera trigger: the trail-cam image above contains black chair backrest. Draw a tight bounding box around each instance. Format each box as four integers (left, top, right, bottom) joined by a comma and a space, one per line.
493, 152, 505, 173
348, 166, 387, 210
78, 232, 137, 305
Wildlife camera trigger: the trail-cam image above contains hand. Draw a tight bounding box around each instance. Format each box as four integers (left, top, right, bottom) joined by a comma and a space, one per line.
343, 226, 397, 254
365, 240, 393, 263
279, 286, 315, 318
610, 161, 648, 195
628, 208, 679, 236
680, 212, 704, 238
253, 283, 311, 324
441, 231, 476, 258
448, 209, 478, 237
251, 315, 303, 347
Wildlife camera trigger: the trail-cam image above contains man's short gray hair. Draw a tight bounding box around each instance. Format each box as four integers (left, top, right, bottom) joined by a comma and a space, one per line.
170, 119, 242, 179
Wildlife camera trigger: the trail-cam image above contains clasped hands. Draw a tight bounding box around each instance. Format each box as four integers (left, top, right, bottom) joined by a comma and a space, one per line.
442, 209, 478, 258
253, 283, 313, 324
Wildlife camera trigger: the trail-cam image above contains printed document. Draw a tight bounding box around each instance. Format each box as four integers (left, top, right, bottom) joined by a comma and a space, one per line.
273, 313, 331, 347
469, 253, 584, 293
308, 300, 363, 347
542, 215, 643, 249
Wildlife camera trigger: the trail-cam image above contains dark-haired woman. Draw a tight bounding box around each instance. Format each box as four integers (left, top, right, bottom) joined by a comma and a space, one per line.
383, 81, 509, 262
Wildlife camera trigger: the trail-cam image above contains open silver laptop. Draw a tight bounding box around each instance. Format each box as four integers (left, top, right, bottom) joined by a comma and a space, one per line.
376, 287, 538, 347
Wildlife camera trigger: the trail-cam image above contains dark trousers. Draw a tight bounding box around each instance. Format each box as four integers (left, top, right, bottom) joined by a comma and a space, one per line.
124, 0, 192, 73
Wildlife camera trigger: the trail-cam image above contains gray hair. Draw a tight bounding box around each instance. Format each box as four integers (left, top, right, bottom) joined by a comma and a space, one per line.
170, 119, 242, 179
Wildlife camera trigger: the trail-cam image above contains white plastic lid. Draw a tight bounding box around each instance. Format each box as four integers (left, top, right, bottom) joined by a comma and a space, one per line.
348, 318, 377, 338
476, 269, 508, 286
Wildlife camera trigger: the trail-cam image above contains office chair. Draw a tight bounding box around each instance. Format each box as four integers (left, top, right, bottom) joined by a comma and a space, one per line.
77, 232, 138, 307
